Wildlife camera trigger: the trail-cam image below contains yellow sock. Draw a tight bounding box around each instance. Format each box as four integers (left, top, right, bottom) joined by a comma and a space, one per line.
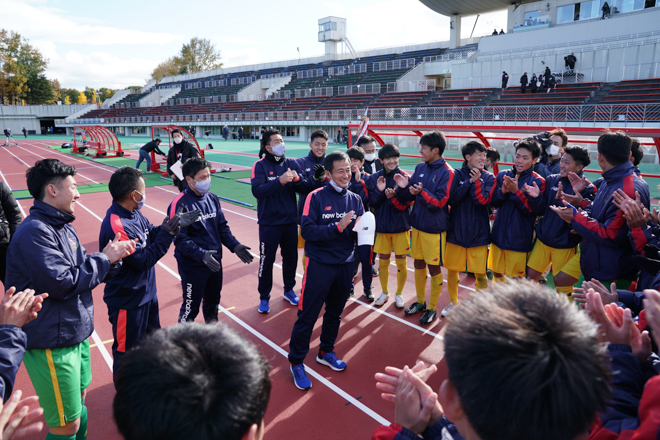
447, 270, 459, 304
475, 274, 488, 291
414, 268, 427, 304
301, 251, 306, 272
429, 274, 444, 310
557, 285, 574, 301
493, 275, 506, 284
379, 258, 390, 294
395, 258, 407, 296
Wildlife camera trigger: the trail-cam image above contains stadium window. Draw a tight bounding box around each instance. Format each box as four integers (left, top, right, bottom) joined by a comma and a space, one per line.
557, 4, 575, 22
579, 0, 600, 19
524, 10, 540, 25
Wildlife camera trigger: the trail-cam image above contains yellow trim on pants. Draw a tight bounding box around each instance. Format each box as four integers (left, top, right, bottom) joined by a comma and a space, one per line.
45, 349, 66, 427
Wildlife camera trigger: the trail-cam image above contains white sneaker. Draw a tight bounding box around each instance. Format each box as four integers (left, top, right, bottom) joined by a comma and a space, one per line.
441, 303, 457, 317
395, 295, 405, 308
374, 293, 389, 306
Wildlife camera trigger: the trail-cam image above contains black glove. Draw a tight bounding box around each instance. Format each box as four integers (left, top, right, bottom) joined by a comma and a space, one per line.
633, 255, 660, 276
313, 164, 325, 179
202, 250, 221, 272
643, 244, 660, 261
177, 204, 202, 228
234, 243, 253, 264
161, 215, 181, 236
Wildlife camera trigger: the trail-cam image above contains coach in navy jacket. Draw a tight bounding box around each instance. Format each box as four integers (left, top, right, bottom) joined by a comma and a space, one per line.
251, 129, 309, 312
288, 151, 364, 390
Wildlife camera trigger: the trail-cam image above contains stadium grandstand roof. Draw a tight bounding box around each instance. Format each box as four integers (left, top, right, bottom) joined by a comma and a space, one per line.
418, 0, 517, 16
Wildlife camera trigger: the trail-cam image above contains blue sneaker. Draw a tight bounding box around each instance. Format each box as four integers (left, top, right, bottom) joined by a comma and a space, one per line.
283, 290, 299, 306
291, 364, 312, 390
258, 300, 270, 314
316, 351, 347, 371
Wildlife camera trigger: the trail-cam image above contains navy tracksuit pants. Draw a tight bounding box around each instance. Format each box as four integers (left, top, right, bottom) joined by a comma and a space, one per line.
108, 297, 160, 382
258, 223, 297, 300
353, 244, 373, 290
288, 259, 352, 365
177, 260, 223, 323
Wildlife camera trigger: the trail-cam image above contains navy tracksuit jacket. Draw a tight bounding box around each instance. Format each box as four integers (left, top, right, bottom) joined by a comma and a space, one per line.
571, 161, 649, 281
490, 167, 546, 253
99, 202, 173, 377
366, 167, 411, 234
0, 325, 26, 402
168, 188, 240, 323
288, 183, 364, 365
295, 151, 326, 223
6, 201, 111, 350
399, 157, 454, 234
536, 173, 596, 249
251, 152, 308, 299
447, 163, 495, 248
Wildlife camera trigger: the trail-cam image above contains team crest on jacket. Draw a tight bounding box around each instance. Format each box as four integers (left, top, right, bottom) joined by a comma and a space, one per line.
269, 171, 274, 175
69, 235, 78, 250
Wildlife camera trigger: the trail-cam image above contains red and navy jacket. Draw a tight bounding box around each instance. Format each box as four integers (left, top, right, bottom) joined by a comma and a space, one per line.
6, 201, 110, 350
168, 188, 240, 267
366, 167, 411, 234
348, 169, 370, 211
301, 184, 364, 265
99, 202, 173, 309
571, 161, 650, 281
295, 151, 326, 224
490, 166, 546, 252
398, 158, 454, 234
447, 162, 495, 248
589, 345, 660, 440
0, 325, 26, 402
536, 173, 596, 249
372, 416, 464, 440
251, 152, 308, 226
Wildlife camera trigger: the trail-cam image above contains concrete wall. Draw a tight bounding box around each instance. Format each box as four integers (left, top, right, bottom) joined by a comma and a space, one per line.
101, 89, 129, 109
0, 104, 91, 118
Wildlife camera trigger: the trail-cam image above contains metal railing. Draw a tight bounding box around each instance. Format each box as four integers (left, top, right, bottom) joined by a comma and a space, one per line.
62, 103, 660, 127
387, 80, 436, 93
454, 67, 609, 89
423, 51, 476, 63
268, 90, 292, 100
230, 76, 256, 86
328, 64, 367, 76
296, 68, 324, 79
338, 84, 381, 95
294, 87, 333, 98
373, 59, 415, 72
623, 63, 660, 80
260, 72, 292, 80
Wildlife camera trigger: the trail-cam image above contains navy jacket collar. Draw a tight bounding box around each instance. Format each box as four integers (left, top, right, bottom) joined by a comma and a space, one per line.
111, 201, 136, 219
426, 157, 446, 169
602, 161, 634, 183
307, 151, 324, 164
31, 200, 75, 227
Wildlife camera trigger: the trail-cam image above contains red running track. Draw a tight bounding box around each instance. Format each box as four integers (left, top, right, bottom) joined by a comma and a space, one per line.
0, 140, 479, 440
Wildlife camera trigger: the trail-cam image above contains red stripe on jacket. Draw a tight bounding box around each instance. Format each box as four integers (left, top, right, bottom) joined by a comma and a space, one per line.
250, 158, 264, 179
169, 192, 185, 218
110, 214, 136, 255
302, 187, 323, 217
420, 164, 455, 208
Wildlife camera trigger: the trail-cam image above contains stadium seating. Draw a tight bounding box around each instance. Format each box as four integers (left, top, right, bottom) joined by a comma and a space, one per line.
599, 78, 660, 104
488, 82, 600, 106
316, 94, 376, 110
370, 91, 432, 108
421, 88, 497, 107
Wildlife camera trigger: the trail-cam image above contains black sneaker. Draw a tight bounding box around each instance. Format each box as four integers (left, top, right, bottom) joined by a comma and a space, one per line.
404, 302, 426, 316
420, 309, 437, 325
364, 288, 374, 302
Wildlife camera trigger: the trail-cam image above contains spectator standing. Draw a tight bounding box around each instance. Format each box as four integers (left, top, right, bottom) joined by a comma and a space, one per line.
565, 53, 577, 70
222, 125, 228, 141
544, 67, 552, 91
530, 74, 538, 93
22, 127, 27, 139
492, 29, 498, 35
501, 71, 509, 89
499, 29, 505, 34
520, 72, 528, 94
0, 181, 21, 288
166, 129, 200, 192
602, 2, 610, 18
238, 126, 244, 141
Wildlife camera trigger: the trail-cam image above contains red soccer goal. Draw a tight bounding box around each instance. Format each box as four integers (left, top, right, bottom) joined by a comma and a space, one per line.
72, 126, 123, 158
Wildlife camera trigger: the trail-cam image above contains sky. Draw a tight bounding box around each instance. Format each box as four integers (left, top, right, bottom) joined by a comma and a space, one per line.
4, 0, 507, 90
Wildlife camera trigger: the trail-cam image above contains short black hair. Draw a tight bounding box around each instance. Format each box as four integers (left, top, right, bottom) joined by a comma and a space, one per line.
444, 281, 610, 440
461, 141, 487, 159
419, 131, 446, 156
347, 146, 365, 161
171, 129, 183, 136
324, 151, 350, 172
597, 131, 631, 167
378, 143, 400, 160
113, 323, 271, 440
154, 138, 161, 144
516, 138, 542, 159
563, 145, 591, 168
356, 135, 376, 148
486, 147, 501, 163
109, 167, 144, 201
310, 129, 328, 143
261, 129, 281, 149
26, 159, 77, 201
630, 138, 643, 166
182, 157, 212, 179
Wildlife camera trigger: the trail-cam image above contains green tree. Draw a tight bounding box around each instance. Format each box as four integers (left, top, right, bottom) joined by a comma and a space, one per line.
84, 86, 96, 102
24, 74, 54, 104
50, 79, 62, 102
0, 29, 52, 105
98, 87, 117, 102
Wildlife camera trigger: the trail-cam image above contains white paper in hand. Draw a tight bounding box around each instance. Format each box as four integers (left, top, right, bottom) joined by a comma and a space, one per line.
170, 160, 184, 180
354, 211, 375, 246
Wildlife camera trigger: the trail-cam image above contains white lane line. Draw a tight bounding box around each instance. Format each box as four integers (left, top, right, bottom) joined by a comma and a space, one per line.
14, 145, 100, 184
91, 329, 114, 371
1, 147, 31, 167
75, 199, 389, 425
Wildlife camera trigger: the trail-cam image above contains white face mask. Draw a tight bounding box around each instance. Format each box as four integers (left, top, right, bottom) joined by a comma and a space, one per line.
364, 153, 376, 162
271, 142, 285, 156
133, 191, 145, 210
173, 136, 182, 144
547, 145, 560, 156
194, 178, 211, 194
